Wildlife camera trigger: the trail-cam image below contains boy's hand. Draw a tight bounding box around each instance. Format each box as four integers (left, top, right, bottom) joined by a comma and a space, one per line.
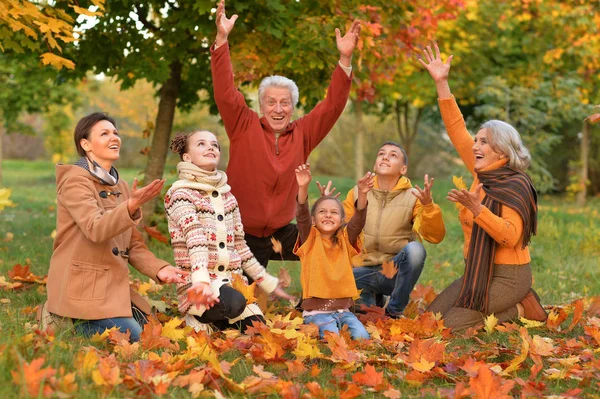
295, 163, 312, 187
357, 171, 376, 194
316, 180, 340, 198
412, 174, 434, 205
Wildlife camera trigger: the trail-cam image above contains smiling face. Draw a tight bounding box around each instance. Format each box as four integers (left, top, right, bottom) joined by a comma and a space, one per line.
312, 198, 344, 237
80, 120, 121, 169
373, 144, 407, 177
473, 128, 505, 170
260, 87, 294, 134
182, 131, 221, 171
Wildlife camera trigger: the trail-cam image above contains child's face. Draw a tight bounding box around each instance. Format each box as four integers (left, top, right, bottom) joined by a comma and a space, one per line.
373, 145, 407, 177
183, 131, 220, 171
312, 199, 343, 236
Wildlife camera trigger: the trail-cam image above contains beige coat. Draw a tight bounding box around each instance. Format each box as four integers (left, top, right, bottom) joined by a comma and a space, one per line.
47, 164, 169, 320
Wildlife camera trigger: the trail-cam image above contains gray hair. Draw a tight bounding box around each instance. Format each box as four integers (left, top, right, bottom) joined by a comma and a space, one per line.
480, 120, 531, 171
258, 75, 299, 107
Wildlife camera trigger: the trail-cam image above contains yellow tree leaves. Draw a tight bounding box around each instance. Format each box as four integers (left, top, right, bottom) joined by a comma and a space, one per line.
0, 0, 105, 69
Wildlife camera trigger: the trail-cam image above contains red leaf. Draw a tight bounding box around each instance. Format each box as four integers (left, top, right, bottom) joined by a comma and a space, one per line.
351, 364, 384, 388
144, 226, 169, 243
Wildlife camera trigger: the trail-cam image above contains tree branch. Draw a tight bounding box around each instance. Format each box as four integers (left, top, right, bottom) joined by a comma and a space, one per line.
134, 3, 159, 33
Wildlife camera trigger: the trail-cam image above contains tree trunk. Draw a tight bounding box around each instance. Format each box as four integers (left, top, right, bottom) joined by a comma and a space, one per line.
142, 61, 182, 224
354, 99, 365, 181
576, 119, 590, 206
0, 125, 4, 185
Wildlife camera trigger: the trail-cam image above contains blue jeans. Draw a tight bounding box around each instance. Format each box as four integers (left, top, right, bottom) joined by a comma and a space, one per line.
303, 311, 370, 340
353, 241, 426, 316
74, 305, 147, 342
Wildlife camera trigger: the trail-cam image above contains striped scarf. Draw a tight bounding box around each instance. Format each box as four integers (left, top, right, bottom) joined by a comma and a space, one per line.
455, 167, 537, 312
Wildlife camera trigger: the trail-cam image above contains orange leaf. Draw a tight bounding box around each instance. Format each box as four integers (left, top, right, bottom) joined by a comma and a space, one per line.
383, 387, 402, 399
144, 226, 169, 243
468, 363, 515, 399
310, 363, 321, 377
380, 260, 398, 279
587, 295, 600, 316
270, 236, 283, 254
410, 284, 437, 303
305, 381, 325, 398
352, 364, 384, 388
11, 357, 56, 397
8, 264, 45, 283
586, 113, 600, 124
340, 383, 364, 399
231, 273, 256, 304
565, 299, 584, 332
277, 267, 292, 289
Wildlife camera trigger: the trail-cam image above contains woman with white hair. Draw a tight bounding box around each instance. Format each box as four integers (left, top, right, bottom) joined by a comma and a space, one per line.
419, 45, 546, 331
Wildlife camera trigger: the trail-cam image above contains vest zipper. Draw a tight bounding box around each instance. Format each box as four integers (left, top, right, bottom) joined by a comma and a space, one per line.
375, 192, 387, 252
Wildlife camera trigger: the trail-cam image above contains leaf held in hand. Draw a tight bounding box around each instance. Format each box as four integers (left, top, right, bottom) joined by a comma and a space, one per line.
231, 273, 256, 304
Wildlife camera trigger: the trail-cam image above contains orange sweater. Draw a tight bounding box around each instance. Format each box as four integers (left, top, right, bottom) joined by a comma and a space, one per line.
438, 96, 530, 265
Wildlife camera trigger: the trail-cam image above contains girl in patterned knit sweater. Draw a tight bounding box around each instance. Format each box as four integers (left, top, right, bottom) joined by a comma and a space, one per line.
166, 131, 294, 332
294, 163, 374, 339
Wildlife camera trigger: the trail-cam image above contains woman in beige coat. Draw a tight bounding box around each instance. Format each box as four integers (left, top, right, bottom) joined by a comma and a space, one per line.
44, 112, 188, 342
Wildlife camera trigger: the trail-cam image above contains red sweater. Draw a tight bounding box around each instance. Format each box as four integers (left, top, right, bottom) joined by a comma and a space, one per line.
210, 43, 352, 237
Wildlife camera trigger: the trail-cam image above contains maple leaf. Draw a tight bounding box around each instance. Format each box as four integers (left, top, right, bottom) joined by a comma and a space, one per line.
161, 317, 189, 341
40, 52, 75, 70
565, 299, 584, 332
270, 236, 283, 254
586, 295, 600, 316
230, 273, 256, 304
410, 284, 437, 303
285, 360, 307, 376
11, 357, 56, 397
340, 383, 364, 399
277, 267, 292, 289
293, 337, 323, 360
325, 332, 362, 363
380, 260, 398, 279
383, 387, 402, 399
468, 363, 515, 399
140, 317, 177, 351
144, 226, 169, 243
452, 176, 468, 209
0, 188, 16, 211
92, 355, 123, 387
411, 356, 436, 372
305, 381, 325, 398
352, 364, 384, 388
530, 335, 555, 357
484, 313, 498, 334
0, 275, 23, 290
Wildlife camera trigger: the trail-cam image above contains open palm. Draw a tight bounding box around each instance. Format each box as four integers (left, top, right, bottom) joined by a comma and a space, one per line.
336, 20, 361, 57
216, 0, 238, 39
418, 44, 452, 82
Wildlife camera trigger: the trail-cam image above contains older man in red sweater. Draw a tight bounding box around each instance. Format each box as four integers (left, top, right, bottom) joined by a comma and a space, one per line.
211, 0, 361, 268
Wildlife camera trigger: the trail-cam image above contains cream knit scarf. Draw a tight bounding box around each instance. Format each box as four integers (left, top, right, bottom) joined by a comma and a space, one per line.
172, 161, 231, 193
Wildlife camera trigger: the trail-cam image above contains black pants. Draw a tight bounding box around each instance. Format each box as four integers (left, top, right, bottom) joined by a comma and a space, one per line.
244, 223, 300, 269
194, 285, 265, 333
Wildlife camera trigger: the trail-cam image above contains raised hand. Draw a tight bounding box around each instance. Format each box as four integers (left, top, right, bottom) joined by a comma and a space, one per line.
336, 20, 361, 66
295, 163, 312, 188
157, 265, 189, 284
418, 44, 453, 83
186, 282, 220, 310
215, 0, 238, 46
316, 180, 340, 198
447, 183, 483, 217
357, 171, 376, 194
127, 178, 166, 216
412, 174, 434, 206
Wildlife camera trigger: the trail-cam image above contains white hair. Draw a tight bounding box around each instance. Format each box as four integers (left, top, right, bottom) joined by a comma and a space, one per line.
258, 75, 299, 107
480, 120, 531, 171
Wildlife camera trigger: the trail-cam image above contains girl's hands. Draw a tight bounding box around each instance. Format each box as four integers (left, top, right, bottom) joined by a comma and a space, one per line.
412, 174, 434, 206
295, 163, 312, 187
418, 43, 453, 83
447, 183, 483, 217
357, 171, 376, 194
186, 282, 220, 309
316, 180, 340, 198
157, 265, 189, 284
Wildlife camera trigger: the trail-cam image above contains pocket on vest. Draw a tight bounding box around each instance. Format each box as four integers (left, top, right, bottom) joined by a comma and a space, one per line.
66, 261, 109, 301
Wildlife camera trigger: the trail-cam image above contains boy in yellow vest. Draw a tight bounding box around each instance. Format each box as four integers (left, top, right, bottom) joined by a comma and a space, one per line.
342, 142, 446, 318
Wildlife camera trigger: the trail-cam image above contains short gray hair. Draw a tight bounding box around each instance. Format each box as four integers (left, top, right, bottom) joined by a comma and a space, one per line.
258, 75, 299, 107
480, 120, 531, 171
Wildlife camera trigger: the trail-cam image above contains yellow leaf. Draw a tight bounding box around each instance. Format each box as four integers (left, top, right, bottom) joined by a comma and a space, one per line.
230, 273, 256, 304
519, 318, 545, 329
4, 232, 14, 242
270, 237, 283, 254
484, 313, 498, 335
380, 260, 398, 279
161, 317, 188, 341
411, 356, 435, 372
293, 338, 323, 360
452, 175, 467, 190
69, 5, 103, 17
0, 188, 16, 211
40, 53, 75, 70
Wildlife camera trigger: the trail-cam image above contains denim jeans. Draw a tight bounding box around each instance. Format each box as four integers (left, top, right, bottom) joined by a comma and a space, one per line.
74, 305, 148, 342
303, 311, 370, 340
353, 241, 426, 316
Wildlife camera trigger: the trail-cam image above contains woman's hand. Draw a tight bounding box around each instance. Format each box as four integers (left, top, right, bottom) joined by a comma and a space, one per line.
357, 171, 376, 194
336, 20, 361, 67
186, 282, 220, 309
316, 180, 340, 198
157, 265, 189, 284
295, 163, 312, 188
272, 286, 297, 302
127, 178, 166, 217
412, 174, 434, 206
215, 0, 238, 47
447, 183, 483, 217
418, 43, 453, 83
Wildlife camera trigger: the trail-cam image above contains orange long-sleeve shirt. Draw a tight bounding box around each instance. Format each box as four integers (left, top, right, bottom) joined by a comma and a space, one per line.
439, 96, 530, 265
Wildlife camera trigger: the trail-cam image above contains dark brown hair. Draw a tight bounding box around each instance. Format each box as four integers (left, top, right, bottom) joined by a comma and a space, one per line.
310, 196, 346, 245
380, 141, 408, 166
74, 112, 117, 157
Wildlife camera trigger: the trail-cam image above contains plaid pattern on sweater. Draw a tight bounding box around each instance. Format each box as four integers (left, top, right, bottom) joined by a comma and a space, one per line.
165, 184, 278, 316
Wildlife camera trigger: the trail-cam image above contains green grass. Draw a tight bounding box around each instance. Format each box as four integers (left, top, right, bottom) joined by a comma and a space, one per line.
1, 160, 599, 398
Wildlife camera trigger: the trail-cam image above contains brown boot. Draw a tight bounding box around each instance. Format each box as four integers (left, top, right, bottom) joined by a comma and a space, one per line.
519, 289, 547, 321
